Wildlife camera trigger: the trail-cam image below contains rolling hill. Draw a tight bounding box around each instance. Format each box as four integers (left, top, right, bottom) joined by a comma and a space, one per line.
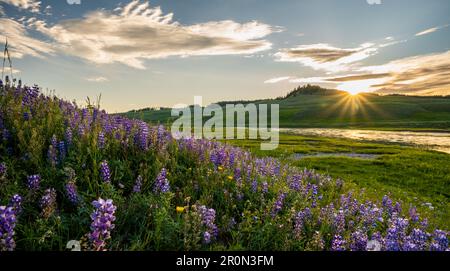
122, 85, 450, 130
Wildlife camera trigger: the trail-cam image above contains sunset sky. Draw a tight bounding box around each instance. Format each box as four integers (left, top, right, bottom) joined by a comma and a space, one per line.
1, 0, 449, 112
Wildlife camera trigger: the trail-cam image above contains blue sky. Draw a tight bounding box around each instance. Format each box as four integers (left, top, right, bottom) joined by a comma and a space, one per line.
1, 0, 449, 112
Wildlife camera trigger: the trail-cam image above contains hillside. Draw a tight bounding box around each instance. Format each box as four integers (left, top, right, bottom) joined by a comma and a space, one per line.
122, 85, 450, 130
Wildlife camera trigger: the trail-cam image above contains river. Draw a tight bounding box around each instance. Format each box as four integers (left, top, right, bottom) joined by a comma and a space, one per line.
280, 128, 450, 154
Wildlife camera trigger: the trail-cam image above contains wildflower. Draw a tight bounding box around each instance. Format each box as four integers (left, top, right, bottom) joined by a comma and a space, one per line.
0, 206, 17, 251
331, 234, 346, 251
0, 162, 6, 177
89, 198, 116, 251
133, 175, 143, 193
197, 205, 218, 243
153, 168, 170, 193
65, 128, 73, 146
227, 175, 233, 181
350, 230, 368, 251
65, 181, 79, 205
98, 132, 105, 149
262, 182, 268, 194
58, 141, 66, 161
100, 160, 111, 183
271, 192, 286, 217
294, 208, 311, 237
137, 121, 149, 150
403, 228, 429, 251
27, 174, 41, 191
176, 206, 185, 213
9, 194, 22, 213
251, 179, 258, 193
40, 188, 57, 218
430, 230, 448, 251
218, 166, 224, 171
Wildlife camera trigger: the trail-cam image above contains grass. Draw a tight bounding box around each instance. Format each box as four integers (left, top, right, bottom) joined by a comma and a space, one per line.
224, 133, 450, 228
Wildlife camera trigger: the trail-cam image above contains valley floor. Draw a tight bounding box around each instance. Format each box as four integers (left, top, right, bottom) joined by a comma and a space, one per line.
224, 133, 450, 229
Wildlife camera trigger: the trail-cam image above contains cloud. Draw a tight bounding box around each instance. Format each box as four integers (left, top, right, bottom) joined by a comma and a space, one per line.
279, 50, 450, 96
0, 0, 41, 13
274, 43, 378, 72
264, 76, 291, 84
86, 76, 109, 82
415, 25, 449, 36
27, 0, 277, 69
0, 18, 54, 59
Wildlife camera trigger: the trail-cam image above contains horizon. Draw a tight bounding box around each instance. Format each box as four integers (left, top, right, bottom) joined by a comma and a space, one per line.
1, 0, 450, 112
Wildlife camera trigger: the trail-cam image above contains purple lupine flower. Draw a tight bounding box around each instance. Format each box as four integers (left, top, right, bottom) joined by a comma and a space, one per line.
289, 174, 301, 191
203, 231, 211, 244
47, 145, 58, 167
40, 188, 57, 218
409, 207, 419, 223
27, 174, 41, 191
385, 216, 409, 251
197, 205, 218, 243
153, 168, 170, 193
333, 209, 346, 234
294, 208, 311, 237
271, 192, 287, 217
331, 234, 346, 251
58, 141, 66, 161
65, 128, 73, 146
430, 230, 448, 251
251, 179, 258, 193
262, 181, 268, 194
9, 194, 22, 213
89, 198, 116, 251
403, 228, 429, 251
137, 121, 149, 150
98, 132, 105, 149
133, 175, 143, 193
100, 160, 111, 183
0, 206, 17, 251
65, 181, 79, 205
350, 230, 368, 251
0, 162, 6, 177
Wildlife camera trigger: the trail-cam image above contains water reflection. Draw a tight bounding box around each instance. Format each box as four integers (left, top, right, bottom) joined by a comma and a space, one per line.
281, 128, 450, 154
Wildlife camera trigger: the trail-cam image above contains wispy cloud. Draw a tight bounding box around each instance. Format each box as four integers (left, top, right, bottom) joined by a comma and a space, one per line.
274, 43, 378, 72
0, 0, 41, 13
275, 50, 450, 96
415, 24, 449, 36
0, 18, 54, 59
264, 76, 291, 84
24, 0, 278, 69
86, 76, 109, 83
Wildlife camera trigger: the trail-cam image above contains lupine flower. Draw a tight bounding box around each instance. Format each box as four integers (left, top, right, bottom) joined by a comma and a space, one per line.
271, 192, 286, 217
98, 132, 105, 149
385, 216, 409, 251
65, 181, 79, 205
0, 206, 17, 251
331, 234, 346, 251
153, 168, 170, 193
409, 207, 419, 223
133, 175, 143, 193
262, 181, 268, 194
251, 179, 258, 193
430, 230, 448, 251
9, 194, 22, 213
333, 209, 346, 234
27, 174, 41, 191
403, 228, 429, 251
65, 128, 73, 146
294, 208, 311, 237
58, 141, 66, 161
89, 198, 116, 251
137, 121, 149, 150
350, 230, 368, 251
197, 205, 218, 243
40, 188, 57, 218
0, 162, 6, 177
100, 160, 111, 183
